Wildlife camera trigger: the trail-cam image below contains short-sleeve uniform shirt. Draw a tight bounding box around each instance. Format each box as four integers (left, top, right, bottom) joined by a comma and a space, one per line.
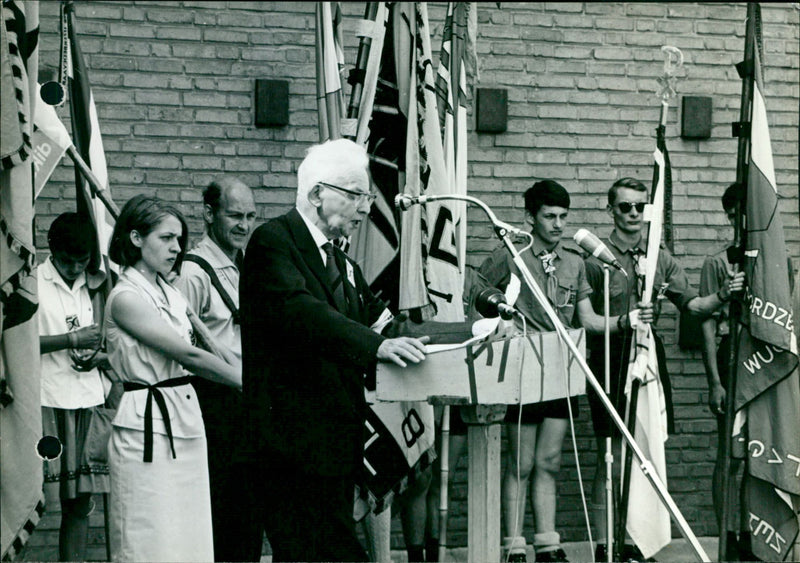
585, 230, 698, 351
478, 239, 592, 331
699, 246, 732, 337
175, 235, 242, 367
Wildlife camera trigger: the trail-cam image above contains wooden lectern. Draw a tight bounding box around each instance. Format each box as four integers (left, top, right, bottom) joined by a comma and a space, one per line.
377, 327, 586, 562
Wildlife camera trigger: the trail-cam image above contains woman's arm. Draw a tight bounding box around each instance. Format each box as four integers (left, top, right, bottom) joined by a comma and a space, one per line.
110, 291, 240, 389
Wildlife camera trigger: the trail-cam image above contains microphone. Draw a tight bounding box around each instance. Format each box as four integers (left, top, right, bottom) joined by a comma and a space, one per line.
475, 287, 519, 321
395, 193, 426, 211
573, 228, 627, 276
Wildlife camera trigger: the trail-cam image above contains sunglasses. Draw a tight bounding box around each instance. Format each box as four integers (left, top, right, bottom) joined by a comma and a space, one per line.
615, 201, 646, 213
317, 181, 377, 204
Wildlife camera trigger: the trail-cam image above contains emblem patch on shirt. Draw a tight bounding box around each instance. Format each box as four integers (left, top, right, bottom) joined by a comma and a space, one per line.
345, 260, 356, 287
65, 314, 80, 330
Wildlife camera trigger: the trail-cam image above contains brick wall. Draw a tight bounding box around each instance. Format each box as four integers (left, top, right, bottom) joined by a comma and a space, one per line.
28, 0, 799, 554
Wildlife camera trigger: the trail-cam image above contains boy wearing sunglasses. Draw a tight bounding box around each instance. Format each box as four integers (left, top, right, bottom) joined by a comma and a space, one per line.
583, 177, 744, 562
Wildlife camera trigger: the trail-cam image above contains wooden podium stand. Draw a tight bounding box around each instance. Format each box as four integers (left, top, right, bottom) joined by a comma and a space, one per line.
377, 328, 586, 562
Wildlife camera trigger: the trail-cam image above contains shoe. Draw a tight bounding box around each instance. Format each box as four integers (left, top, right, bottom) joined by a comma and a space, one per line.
621, 544, 656, 562
536, 548, 569, 562
425, 538, 440, 562
724, 531, 740, 561
594, 543, 610, 562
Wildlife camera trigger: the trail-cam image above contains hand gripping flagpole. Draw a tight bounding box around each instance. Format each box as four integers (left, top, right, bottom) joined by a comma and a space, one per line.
396, 192, 711, 562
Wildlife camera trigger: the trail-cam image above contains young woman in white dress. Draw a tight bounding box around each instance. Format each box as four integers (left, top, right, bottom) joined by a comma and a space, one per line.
104, 195, 241, 562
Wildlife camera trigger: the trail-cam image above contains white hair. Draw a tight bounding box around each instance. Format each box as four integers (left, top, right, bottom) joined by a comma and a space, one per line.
296, 139, 370, 208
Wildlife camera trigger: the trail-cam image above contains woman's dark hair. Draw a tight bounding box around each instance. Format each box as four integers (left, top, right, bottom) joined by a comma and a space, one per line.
108, 195, 188, 270
48, 212, 95, 256
524, 179, 570, 217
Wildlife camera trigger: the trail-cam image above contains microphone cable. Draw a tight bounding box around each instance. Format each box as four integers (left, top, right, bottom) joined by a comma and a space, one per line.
558, 327, 594, 562
606, 263, 638, 560
505, 314, 527, 563
515, 230, 535, 256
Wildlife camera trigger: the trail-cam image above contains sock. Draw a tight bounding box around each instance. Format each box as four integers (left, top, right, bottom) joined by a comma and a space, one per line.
407, 544, 425, 562
533, 531, 560, 553
425, 537, 439, 562
504, 536, 527, 556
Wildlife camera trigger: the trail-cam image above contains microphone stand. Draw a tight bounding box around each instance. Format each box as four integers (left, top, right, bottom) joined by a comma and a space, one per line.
603, 266, 614, 563
402, 193, 710, 562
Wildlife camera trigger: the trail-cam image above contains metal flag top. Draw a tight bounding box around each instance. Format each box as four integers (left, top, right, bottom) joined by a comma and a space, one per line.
657, 45, 684, 104
654, 45, 682, 252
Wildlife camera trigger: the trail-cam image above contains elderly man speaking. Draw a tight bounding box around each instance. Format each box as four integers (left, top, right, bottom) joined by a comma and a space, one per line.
240, 138, 429, 562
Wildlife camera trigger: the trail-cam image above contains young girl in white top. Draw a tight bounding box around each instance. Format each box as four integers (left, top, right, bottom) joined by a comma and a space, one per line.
38, 213, 109, 561
104, 195, 240, 562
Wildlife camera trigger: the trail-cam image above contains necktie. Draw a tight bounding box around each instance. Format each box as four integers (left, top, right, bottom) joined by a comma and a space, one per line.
322, 242, 347, 311
539, 250, 559, 305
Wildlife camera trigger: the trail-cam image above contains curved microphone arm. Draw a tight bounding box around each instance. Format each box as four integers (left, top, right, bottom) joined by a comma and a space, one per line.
396, 193, 534, 247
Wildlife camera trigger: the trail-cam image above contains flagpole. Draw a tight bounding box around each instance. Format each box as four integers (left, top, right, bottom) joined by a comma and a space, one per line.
438, 405, 451, 562
616, 45, 680, 560
603, 266, 614, 563
66, 145, 119, 219
346, 2, 379, 126
719, 4, 756, 560
406, 193, 711, 561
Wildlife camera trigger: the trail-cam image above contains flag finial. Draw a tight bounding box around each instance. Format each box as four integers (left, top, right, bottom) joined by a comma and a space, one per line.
656, 45, 683, 102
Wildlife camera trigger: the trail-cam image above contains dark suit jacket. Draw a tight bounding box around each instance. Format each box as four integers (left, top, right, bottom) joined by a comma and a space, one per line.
240, 208, 386, 477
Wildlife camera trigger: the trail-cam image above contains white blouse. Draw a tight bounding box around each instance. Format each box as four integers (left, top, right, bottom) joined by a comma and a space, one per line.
37, 257, 105, 409
104, 267, 204, 439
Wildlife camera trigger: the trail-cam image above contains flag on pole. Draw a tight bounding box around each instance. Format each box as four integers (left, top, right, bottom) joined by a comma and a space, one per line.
1, 1, 45, 559
733, 16, 800, 559
350, 2, 475, 518
623, 123, 672, 559
427, 1, 475, 324
314, 1, 346, 141
352, 3, 435, 519
349, 2, 403, 307
398, 2, 450, 315
31, 83, 72, 197
63, 0, 113, 285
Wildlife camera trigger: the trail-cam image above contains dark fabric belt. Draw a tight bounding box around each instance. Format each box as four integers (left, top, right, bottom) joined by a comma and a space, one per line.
122, 376, 193, 463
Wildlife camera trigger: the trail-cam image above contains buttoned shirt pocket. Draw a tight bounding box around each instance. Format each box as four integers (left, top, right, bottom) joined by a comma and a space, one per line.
555, 283, 577, 324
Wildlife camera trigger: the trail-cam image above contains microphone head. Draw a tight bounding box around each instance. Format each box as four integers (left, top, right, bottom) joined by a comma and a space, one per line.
395, 193, 413, 211
573, 228, 597, 246
475, 287, 506, 319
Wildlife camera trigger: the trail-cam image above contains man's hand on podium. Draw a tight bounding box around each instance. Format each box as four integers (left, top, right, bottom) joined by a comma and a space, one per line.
377, 335, 430, 368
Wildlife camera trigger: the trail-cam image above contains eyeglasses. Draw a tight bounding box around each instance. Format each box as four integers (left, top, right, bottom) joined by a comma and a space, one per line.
615, 201, 646, 214
317, 182, 377, 204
